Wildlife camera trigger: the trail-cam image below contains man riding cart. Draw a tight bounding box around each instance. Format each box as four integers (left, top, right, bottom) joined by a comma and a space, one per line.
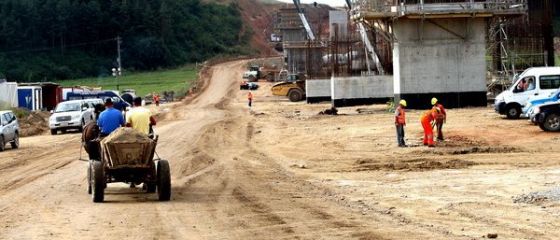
83, 98, 171, 203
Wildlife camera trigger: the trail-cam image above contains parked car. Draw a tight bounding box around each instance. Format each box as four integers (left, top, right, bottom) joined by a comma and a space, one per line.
83, 98, 104, 120
240, 81, 259, 90
49, 100, 95, 135
0, 110, 19, 151
67, 91, 130, 111
533, 102, 560, 131
522, 87, 560, 119
495, 67, 560, 119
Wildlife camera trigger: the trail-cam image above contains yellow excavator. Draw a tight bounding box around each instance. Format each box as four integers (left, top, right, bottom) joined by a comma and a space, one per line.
271, 73, 306, 102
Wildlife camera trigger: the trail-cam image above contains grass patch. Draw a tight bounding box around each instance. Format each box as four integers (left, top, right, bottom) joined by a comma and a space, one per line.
57, 65, 199, 97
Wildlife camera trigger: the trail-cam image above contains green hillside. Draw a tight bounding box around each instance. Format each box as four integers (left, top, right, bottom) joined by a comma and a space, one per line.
0, 0, 247, 82
57, 66, 198, 97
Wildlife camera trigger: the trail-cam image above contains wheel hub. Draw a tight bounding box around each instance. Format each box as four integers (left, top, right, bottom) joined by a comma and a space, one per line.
548, 116, 560, 129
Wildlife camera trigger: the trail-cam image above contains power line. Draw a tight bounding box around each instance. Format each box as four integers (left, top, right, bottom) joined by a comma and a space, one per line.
0, 37, 119, 55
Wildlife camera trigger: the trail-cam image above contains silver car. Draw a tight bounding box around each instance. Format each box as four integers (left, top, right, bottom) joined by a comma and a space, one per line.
49, 100, 95, 135
0, 110, 20, 151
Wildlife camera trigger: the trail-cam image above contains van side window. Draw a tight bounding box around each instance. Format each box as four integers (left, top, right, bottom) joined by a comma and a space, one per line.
539, 75, 560, 90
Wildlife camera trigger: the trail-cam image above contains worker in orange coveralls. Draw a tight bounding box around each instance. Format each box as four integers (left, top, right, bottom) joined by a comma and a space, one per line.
420, 104, 439, 147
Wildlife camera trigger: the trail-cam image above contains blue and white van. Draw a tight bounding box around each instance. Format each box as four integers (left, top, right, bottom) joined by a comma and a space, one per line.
495, 67, 560, 119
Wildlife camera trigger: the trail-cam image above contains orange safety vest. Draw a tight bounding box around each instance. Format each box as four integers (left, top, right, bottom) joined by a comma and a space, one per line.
434, 103, 446, 121
395, 106, 406, 125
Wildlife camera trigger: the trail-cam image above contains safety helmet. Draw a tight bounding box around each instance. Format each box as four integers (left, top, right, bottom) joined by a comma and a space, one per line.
399, 99, 407, 107
431, 97, 438, 105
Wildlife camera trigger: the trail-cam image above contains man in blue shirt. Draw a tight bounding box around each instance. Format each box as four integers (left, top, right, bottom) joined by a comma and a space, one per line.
97, 98, 125, 136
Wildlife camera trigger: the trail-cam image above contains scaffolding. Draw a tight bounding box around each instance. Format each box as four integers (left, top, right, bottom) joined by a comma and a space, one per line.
486, 0, 553, 96
351, 0, 527, 19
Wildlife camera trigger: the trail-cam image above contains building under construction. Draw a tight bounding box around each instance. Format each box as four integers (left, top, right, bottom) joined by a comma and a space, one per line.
274, 3, 396, 106
351, 0, 527, 108
488, 0, 557, 95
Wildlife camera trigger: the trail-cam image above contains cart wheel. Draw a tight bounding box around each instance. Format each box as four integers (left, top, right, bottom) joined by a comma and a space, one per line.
157, 160, 171, 201
87, 161, 92, 194
92, 161, 105, 202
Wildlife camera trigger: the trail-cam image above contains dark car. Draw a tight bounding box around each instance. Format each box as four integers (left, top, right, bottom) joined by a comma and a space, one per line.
240, 81, 259, 90
67, 91, 130, 111
534, 102, 560, 131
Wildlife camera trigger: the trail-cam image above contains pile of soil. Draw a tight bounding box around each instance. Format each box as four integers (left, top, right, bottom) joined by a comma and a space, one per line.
101, 128, 152, 143
101, 128, 155, 166
17, 111, 50, 137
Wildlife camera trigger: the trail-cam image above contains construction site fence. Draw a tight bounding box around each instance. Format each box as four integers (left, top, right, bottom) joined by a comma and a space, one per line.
352, 0, 527, 15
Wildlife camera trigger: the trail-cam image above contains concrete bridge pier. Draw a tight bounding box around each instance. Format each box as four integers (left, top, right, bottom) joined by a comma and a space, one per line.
393, 18, 488, 109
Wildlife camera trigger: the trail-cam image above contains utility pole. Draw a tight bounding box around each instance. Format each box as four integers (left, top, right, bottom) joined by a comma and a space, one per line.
117, 36, 122, 74
115, 36, 123, 90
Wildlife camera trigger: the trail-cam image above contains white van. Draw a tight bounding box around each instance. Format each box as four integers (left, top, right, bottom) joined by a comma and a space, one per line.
495, 67, 560, 119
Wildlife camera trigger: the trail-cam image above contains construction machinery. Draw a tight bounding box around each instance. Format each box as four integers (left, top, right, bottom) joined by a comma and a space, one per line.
346, 0, 384, 75
292, 0, 315, 41
242, 65, 282, 82
271, 74, 306, 102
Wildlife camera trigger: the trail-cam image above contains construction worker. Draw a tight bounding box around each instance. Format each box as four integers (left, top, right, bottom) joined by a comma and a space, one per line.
395, 99, 407, 147
420, 103, 438, 147
431, 98, 446, 141
153, 92, 160, 107
248, 91, 253, 108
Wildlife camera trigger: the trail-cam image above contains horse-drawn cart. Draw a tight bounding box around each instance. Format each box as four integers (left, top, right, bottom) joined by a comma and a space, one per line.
86, 128, 171, 202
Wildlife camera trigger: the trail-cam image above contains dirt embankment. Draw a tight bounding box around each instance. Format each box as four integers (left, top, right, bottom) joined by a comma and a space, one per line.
16, 110, 50, 137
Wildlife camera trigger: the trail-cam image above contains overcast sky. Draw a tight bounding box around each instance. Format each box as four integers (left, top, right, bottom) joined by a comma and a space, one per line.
276, 0, 347, 7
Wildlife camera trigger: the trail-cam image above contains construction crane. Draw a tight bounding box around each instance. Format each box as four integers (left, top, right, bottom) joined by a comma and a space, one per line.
346, 0, 385, 75
292, 0, 315, 41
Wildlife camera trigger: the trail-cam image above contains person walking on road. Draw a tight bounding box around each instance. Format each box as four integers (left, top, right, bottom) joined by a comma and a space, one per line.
420, 104, 438, 147
153, 93, 160, 107
395, 99, 407, 147
97, 98, 125, 137
126, 97, 157, 137
247, 91, 253, 108
431, 98, 446, 141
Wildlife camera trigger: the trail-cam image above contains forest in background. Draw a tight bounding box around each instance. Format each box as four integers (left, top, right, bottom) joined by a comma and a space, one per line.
0, 0, 249, 82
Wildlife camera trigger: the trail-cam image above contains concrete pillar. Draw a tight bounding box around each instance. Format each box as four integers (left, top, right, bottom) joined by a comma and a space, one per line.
392, 18, 487, 109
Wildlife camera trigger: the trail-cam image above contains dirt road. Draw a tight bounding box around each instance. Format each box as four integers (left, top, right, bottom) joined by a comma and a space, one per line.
1, 60, 560, 239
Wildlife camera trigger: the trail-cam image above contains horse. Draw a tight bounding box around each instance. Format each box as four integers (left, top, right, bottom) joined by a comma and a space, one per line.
82, 103, 105, 160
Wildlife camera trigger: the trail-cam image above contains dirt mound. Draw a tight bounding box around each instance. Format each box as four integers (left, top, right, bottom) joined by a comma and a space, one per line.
17, 111, 50, 137
101, 128, 155, 166
102, 127, 152, 143
411, 134, 522, 155
354, 158, 476, 171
